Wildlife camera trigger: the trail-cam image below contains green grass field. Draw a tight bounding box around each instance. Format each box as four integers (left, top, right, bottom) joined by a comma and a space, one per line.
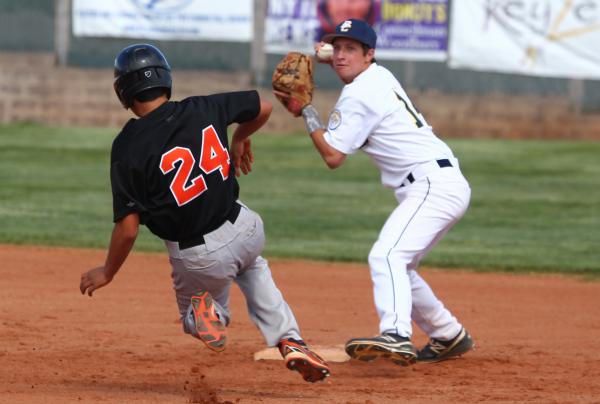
1, 123, 599, 276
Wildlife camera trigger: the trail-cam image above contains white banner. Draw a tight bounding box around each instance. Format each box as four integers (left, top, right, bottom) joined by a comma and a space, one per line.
265, 0, 320, 53
72, 0, 252, 42
448, 0, 600, 79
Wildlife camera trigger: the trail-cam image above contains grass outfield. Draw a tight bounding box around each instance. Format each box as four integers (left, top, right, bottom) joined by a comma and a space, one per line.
1, 123, 599, 276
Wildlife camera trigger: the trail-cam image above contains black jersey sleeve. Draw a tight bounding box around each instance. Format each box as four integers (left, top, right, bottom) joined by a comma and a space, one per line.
210, 90, 261, 125
110, 134, 142, 223
110, 161, 141, 222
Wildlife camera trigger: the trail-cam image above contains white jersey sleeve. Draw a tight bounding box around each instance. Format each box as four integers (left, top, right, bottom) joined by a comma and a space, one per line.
323, 90, 380, 155
323, 63, 457, 189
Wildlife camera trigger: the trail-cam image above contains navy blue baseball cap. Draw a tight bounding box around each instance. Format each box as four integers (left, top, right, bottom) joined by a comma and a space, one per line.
322, 19, 377, 49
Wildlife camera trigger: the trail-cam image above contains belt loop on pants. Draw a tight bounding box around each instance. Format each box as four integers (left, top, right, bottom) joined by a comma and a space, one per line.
400, 159, 453, 188
178, 202, 242, 250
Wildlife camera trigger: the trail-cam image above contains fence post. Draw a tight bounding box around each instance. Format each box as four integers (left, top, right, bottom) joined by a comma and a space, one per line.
403, 61, 416, 92
54, 0, 71, 66
568, 79, 584, 114
251, 0, 267, 87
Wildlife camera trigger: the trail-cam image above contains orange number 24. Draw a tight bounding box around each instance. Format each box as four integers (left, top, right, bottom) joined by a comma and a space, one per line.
159, 125, 230, 206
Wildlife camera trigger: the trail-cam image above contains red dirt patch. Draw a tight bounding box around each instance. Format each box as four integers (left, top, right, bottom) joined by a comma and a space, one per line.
1, 244, 599, 403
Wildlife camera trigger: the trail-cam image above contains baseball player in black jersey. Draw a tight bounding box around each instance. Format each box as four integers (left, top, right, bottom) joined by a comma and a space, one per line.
79, 43, 330, 383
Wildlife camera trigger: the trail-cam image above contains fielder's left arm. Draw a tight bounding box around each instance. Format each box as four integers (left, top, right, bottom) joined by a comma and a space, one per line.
301, 105, 346, 169
271, 52, 346, 169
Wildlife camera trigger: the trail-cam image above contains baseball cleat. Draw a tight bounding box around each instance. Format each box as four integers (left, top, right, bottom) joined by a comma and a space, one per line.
277, 338, 330, 383
417, 327, 474, 363
345, 333, 417, 366
190, 292, 227, 352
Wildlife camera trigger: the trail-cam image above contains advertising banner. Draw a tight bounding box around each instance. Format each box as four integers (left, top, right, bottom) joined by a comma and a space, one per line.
72, 0, 252, 42
376, 0, 448, 60
448, 0, 600, 79
265, 0, 449, 61
265, 0, 320, 53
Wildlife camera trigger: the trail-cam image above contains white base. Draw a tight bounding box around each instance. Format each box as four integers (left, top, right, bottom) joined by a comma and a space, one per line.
254, 345, 350, 363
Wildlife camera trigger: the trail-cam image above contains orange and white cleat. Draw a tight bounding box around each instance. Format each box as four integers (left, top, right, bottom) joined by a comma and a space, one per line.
277, 338, 330, 383
190, 292, 227, 352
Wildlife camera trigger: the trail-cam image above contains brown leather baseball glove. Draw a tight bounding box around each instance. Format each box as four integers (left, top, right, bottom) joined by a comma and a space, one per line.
272, 52, 314, 117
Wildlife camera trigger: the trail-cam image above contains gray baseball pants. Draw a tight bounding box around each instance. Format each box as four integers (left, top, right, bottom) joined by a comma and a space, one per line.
164, 202, 301, 347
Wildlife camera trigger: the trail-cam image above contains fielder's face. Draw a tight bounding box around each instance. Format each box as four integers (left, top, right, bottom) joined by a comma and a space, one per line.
332, 37, 375, 84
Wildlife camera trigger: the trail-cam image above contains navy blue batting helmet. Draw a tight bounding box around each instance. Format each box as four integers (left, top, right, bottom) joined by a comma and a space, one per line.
113, 43, 172, 108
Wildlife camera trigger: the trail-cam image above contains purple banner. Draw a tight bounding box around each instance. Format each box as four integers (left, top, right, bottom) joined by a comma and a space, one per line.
376, 0, 448, 59
265, 0, 448, 61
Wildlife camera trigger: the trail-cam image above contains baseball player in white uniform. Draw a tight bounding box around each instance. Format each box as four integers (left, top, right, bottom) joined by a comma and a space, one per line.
295, 19, 475, 365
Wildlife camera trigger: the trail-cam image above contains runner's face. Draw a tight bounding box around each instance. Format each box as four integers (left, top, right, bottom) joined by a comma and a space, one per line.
332, 38, 374, 84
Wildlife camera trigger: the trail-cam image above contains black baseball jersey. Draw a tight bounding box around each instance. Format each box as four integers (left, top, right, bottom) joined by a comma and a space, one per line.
110, 90, 260, 242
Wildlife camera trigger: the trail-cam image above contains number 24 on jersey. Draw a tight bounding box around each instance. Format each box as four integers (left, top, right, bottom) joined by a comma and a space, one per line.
159, 125, 230, 207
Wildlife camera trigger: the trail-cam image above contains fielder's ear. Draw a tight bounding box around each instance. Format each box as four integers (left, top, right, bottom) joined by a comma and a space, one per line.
366, 48, 375, 63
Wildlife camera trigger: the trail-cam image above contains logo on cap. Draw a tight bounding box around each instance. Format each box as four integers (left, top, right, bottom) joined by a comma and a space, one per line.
145, 70, 152, 78
341, 20, 352, 32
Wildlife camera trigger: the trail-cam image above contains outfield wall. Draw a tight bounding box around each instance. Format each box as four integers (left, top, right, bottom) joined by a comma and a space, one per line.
1, 52, 600, 139
2, 0, 600, 108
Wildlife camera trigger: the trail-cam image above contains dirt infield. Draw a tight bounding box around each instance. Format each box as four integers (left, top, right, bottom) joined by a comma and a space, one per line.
1, 245, 599, 403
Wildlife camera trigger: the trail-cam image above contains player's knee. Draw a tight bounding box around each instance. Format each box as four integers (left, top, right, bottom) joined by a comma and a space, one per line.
367, 251, 379, 266
368, 247, 388, 269
368, 244, 413, 270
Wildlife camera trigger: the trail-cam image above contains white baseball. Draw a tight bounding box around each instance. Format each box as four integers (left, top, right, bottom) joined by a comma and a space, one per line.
317, 43, 334, 61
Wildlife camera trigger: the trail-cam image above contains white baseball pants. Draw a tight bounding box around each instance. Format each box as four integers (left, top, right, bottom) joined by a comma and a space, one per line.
368, 164, 471, 340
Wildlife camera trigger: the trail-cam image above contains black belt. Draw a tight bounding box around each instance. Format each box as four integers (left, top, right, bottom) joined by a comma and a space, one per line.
178, 202, 242, 250
404, 159, 453, 185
